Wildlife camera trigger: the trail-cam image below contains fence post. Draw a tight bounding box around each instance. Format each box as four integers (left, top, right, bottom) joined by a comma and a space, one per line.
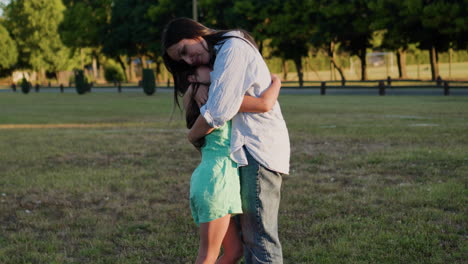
436, 76, 443, 86
387, 76, 392, 87
118, 82, 122, 93
60, 84, 64, 93
321, 82, 326, 95
444, 81, 450, 96
379, 81, 385, 96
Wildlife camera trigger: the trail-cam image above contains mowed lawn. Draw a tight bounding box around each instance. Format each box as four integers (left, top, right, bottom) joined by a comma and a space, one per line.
0, 92, 467, 264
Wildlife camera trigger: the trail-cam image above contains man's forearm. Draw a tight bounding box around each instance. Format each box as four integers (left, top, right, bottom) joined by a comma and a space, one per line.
188, 115, 214, 145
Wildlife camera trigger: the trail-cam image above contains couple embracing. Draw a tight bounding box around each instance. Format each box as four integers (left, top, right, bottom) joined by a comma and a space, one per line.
162, 18, 290, 264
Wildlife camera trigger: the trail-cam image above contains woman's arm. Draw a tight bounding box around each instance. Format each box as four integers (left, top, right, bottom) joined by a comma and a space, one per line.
187, 75, 281, 146
238, 74, 281, 113
184, 84, 214, 148
188, 115, 214, 146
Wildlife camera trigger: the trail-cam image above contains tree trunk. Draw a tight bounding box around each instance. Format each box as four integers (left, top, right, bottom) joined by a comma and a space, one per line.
328, 42, 346, 83
155, 61, 162, 82
96, 54, 103, 82
397, 49, 408, 79
258, 40, 264, 56
92, 56, 98, 81
449, 48, 453, 78
141, 56, 147, 69
282, 59, 288, 80
416, 55, 420, 79
129, 58, 136, 82
80, 48, 85, 69
117, 56, 129, 82
359, 47, 367, 81
429, 46, 439, 81
294, 57, 303, 88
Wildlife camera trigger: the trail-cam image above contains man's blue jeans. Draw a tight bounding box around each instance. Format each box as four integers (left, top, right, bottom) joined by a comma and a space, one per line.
238, 148, 283, 263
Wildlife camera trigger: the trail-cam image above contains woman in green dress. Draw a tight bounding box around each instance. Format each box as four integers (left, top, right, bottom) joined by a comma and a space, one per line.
183, 66, 281, 264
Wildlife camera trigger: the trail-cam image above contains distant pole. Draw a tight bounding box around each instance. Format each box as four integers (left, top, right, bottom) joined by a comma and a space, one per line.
193, 0, 198, 21
385, 53, 389, 78
449, 48, 452, 78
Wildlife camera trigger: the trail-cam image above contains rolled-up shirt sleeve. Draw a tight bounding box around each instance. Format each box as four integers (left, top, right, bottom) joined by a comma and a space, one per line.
200, 41, 253, 128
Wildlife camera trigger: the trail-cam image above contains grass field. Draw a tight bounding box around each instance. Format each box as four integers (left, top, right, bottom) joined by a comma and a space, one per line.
0, 93, 467, 264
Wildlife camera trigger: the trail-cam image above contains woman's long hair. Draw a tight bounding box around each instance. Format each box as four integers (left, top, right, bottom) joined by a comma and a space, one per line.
162, 17, 257, 109
185, 80, 206, 148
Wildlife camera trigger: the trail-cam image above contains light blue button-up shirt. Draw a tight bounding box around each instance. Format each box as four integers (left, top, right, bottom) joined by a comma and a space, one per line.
200, 31, 290, 174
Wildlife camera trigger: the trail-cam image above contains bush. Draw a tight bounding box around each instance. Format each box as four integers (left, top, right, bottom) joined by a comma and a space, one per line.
104, 61, 125, 83
20, 77, 31, 94
75, 70, 91, 95
142, 69, 156, 95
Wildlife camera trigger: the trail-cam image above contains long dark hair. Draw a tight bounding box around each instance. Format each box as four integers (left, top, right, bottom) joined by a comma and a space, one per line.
185, 80, 208, 148
162, 17, 257, 109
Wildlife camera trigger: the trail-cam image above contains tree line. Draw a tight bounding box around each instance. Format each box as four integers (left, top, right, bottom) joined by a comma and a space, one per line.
0, 0, 466, 87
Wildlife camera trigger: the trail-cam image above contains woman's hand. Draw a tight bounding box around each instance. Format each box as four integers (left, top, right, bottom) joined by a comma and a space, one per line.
194, 84, 209, 107
184, 83, 209, 108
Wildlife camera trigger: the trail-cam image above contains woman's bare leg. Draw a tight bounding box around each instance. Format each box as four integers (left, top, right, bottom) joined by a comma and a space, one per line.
196, 214, 231, 264
216, 218, 243, 264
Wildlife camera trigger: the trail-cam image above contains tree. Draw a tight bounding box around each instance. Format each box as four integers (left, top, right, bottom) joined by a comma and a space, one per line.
309, 0, 348, 82
147, 0, 192, 80
0, 23, 17, 71
317, 0, 375, 81
199, 0, 236, 29
59, 0, 112, 79
102, 0, 179, 81
266, 0, 312, 87
417, 0, 467, 80
4, 0, 77, 81
230, 0, 280, 55
370, 0, 416, 79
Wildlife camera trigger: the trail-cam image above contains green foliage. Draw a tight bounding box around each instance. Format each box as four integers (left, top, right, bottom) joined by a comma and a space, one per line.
146, 0, 192, 55
104, 61, 125, 83
1, 0, 467, 83
0, 24, 17, 70
419, 0, 466, 50
4, 0, 77, 72
75, 70, 91, 95
59, 0, 111, 49
142, 69, 156, 96
265, 0, 315, 86
230, 0, 272, 45
102, 0, 164, 60
199, 0, 237, 29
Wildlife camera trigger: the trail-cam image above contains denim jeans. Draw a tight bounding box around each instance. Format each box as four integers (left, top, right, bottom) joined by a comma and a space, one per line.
237, 147, 283, 263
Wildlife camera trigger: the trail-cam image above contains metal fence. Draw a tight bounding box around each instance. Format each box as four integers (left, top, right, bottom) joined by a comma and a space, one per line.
2, 77, 468, 96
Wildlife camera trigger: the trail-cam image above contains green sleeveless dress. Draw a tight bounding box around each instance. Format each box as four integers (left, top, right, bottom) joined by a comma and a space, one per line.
190, 121, 242, 225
